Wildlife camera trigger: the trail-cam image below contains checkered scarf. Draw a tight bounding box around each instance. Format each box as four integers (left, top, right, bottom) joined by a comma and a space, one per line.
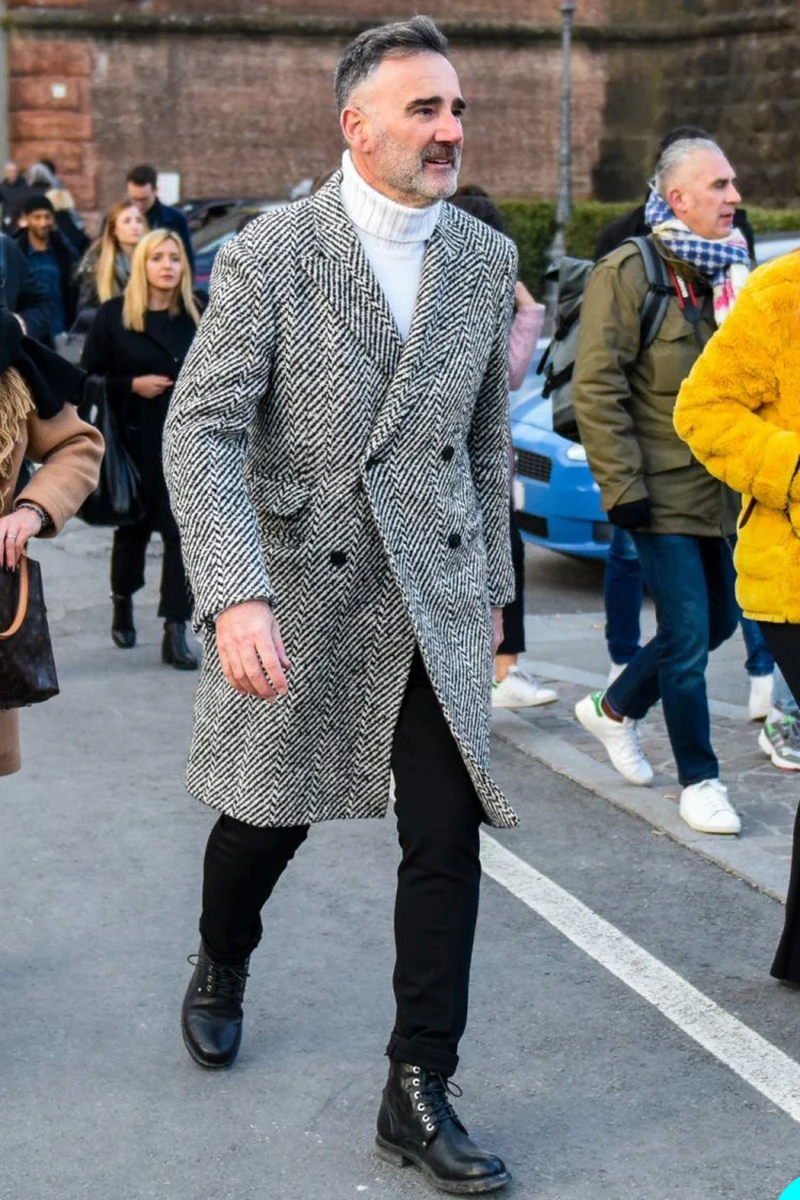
644, 191, 751, 326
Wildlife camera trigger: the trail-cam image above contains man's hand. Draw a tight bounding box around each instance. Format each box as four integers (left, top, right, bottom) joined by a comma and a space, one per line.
215, 600, 291, 700
491, 606, 505, 657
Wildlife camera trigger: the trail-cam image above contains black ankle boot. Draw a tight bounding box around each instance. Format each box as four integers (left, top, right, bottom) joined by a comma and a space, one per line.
181, 943, 250, 1068
375, 1061, 511, 1194
111, 595, 135, 648
162, 621, 199, 670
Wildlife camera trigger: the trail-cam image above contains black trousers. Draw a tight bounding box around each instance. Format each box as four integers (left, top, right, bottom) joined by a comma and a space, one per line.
111, 522, 192, 622
759, 622, 800, 981
199, 647, 484, 1077
497, 505, 525, 656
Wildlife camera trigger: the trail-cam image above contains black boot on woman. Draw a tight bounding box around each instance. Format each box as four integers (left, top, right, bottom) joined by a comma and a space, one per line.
111, 594, 135, 648
162, 620, 199, 670
375, 1061, 511, 1194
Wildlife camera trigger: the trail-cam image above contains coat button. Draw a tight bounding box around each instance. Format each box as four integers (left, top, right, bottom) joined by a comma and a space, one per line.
441, 445, 455, 461
329, 550, 347, 566
447, 533, 461, 549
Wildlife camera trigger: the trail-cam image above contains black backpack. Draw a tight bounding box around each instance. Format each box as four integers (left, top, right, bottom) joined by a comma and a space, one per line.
538, 236, 674, 442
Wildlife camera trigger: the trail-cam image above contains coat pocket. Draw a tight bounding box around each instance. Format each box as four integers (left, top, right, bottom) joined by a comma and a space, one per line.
248, 474, 311, 546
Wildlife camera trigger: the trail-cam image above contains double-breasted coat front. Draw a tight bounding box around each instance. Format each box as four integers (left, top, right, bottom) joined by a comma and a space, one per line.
164, 174, 519, 829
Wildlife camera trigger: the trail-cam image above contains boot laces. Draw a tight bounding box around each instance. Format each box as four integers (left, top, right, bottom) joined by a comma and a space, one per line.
188, 954, 249, 1001
409, 1067, 464, 1136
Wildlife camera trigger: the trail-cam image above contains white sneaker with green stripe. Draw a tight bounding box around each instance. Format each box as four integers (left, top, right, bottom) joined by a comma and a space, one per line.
759, 716, 800, 772
575, 691, 654, 786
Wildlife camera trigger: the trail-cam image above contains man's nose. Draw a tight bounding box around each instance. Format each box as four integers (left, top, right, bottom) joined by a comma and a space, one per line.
435, 111, 464, 145
728, 183, 742, 205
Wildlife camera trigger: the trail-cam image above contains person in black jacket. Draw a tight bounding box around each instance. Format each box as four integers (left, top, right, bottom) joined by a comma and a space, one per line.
0, 231, 52, 343
81, 228, 204, 668
594, 125, 756, 261
125, 163, 195, 275
14, 194, 78, 344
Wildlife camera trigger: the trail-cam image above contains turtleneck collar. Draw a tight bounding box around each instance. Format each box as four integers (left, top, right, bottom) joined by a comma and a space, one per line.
340, 151, 440, 246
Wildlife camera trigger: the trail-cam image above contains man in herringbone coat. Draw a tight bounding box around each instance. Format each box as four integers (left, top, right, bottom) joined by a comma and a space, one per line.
164, 17, 516, 1194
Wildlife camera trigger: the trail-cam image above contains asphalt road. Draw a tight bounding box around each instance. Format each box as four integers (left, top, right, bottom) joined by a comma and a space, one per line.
2, 527, 799, 1200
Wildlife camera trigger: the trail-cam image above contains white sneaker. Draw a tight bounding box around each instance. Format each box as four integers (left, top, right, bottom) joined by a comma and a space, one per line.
575, 692, 654, 786
492, 665, 558, 708
679, 779, 740, 834
748, 673, 773, 721
607, 661, 627, 686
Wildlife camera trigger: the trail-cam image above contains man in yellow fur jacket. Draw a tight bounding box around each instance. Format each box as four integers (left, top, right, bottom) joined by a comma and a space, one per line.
675, 250, 800, 983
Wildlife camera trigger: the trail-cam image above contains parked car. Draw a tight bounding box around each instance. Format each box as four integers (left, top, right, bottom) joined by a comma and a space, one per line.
510, 347, 610, 560
180, 197, 281, 232
192, 202, 285, 290
754, 231, 800, 265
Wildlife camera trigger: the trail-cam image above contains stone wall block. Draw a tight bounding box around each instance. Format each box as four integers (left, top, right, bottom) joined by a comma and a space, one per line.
11, 37, 93, 77
10, 110, 92, 141
10, 77, 82, 111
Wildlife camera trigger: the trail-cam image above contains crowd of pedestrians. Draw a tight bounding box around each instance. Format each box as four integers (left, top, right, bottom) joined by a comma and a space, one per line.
2, 14, 800, 1195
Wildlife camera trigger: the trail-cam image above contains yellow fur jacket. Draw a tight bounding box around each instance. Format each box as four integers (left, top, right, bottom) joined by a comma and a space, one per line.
674, 252, 800, 624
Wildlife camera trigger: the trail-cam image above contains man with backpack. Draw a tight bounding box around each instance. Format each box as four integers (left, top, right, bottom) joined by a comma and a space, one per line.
572, 136, 747, 835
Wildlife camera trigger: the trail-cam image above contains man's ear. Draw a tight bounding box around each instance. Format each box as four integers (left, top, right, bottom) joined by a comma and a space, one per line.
341, 105, 369, 153
667, 186, 686, 218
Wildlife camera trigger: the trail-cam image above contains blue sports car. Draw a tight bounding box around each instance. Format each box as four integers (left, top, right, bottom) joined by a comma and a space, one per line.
510, 352, 611, 560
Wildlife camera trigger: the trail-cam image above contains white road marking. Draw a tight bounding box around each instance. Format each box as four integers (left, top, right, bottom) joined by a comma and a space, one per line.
481, 832, 800, 1122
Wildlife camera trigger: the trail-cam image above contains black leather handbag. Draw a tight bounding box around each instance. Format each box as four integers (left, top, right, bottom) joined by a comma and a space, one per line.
78, 375, 143, 527
0, 555, 60, 708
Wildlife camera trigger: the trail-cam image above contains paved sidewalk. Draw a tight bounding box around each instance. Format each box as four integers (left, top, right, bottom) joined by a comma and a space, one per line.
492, 610, 799, 902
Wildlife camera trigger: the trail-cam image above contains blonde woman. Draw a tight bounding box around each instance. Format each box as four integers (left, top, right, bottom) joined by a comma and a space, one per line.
0, 306, 103, 775
81, 230, 203, 668
76, 200, 146, 312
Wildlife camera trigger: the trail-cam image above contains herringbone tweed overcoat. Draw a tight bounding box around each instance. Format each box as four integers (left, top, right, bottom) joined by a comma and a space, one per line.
163, 173, 518, 829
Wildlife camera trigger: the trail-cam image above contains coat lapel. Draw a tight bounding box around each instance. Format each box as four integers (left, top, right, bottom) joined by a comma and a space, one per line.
365, 207, 458, 462
301, 175, 404, 380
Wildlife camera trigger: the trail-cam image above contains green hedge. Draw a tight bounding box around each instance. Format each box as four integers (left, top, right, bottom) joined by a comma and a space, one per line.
496, 199, 800, 297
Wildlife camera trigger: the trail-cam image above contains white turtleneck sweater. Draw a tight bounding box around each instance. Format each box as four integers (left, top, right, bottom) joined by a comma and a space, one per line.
339, 151, 440, 342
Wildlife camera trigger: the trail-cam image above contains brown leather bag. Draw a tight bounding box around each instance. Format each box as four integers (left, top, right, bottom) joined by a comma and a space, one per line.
0, 555, 59, 708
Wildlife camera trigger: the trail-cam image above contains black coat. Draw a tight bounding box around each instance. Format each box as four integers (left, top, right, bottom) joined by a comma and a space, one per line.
593, 201, 756, 262
80, 295, 202, 533
0, 232, 52, 343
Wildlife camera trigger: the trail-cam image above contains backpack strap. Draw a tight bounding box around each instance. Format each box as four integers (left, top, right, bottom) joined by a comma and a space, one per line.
625, 235, 674, 350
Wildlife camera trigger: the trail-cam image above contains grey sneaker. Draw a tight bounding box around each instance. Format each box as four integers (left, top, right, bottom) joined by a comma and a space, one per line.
758, 716, 800, 772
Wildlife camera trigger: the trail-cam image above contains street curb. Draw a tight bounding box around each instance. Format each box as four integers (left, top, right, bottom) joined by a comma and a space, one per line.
491, 709, 788, 904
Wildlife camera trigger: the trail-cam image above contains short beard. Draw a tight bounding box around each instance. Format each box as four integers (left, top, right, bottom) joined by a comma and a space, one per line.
373, 130, 461, 205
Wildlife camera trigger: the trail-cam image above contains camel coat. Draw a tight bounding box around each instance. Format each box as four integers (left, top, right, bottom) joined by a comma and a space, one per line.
0, 403, 104, 775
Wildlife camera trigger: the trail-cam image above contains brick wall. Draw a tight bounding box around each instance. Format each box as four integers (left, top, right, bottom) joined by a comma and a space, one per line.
5, 0, 800, 225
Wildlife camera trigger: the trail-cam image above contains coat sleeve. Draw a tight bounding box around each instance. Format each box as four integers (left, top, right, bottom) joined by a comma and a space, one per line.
467, 245, 517, 608
674, 271, 800, 512
80, 303, 134, 417
163, 234, 276, 627
16, 403, 104, 534
572, 254, 648, 512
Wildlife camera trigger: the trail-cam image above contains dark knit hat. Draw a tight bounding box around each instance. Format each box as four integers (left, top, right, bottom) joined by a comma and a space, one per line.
0, 307, 85, 418
21, 193, 55, 217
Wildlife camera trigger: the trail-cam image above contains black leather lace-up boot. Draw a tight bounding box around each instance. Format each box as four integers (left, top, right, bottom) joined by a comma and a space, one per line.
376, 1061, 511, 1194
111, 595, 135, 648
162, 621, 199, 670
181, 943, 250, 1068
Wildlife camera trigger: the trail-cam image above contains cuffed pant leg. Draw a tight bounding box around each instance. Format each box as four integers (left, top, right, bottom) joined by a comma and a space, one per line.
386, 649, 483, 1077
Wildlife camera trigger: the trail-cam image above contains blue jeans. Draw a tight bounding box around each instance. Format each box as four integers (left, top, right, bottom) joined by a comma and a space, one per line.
604, 526, 644, 665
606, 534, 739, 786
740, 618, 774, 677
774, 667, 800, 718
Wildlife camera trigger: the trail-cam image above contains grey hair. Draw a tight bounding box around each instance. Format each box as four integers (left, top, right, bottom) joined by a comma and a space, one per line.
651, 137, 724, 200
334, 15, 449, 112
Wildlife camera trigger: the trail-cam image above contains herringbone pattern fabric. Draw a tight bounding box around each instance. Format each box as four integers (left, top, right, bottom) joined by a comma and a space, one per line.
164, 173, 518, 828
